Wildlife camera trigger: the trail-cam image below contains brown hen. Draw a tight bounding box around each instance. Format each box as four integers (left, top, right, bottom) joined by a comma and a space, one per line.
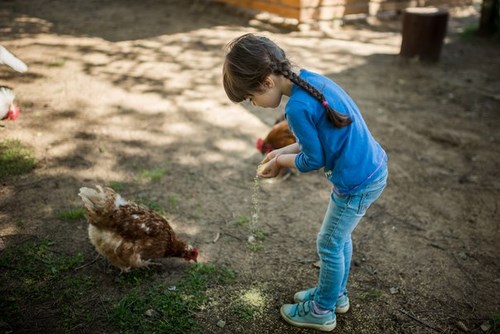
79, 186, 198, 272
256, 117, 296, 154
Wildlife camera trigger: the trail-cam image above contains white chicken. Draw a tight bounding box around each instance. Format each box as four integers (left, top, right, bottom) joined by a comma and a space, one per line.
0, 45, 28, 121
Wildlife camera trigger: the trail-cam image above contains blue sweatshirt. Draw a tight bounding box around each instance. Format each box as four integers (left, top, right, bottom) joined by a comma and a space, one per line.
285, 69, 387, 195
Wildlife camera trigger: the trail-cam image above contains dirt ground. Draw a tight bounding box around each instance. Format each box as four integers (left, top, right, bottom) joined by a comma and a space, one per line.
1, 0, 499, 333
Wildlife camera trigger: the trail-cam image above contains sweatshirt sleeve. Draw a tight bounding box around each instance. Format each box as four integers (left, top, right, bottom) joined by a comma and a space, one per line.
285, 101, 325, 172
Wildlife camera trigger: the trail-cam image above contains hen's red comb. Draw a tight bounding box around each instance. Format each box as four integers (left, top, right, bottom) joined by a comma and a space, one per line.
256, 138, 264, 152
2, 104, 20, 120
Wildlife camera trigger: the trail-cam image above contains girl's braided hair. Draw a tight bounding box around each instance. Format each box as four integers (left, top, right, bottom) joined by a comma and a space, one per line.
223, 33, 352, 128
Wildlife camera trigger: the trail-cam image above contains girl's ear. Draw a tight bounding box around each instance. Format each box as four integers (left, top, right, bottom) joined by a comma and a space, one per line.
263, 75, 275, 88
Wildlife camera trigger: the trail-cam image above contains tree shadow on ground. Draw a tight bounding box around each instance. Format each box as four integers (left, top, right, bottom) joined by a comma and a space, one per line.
1, 0, 253, 42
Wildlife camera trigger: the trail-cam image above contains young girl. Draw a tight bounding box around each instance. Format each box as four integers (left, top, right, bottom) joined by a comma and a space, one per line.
223, 33, 388, 332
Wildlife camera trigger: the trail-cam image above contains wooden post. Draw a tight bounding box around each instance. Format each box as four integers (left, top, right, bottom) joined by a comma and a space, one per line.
479, 0, 500, 36
400, 7, 449, 63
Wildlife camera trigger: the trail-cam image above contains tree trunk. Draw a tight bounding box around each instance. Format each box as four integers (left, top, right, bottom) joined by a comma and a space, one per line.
400, 7, 449, 63
478, 0, 500, 36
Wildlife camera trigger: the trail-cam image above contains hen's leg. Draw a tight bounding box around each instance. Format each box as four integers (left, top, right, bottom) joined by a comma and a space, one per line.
142, 260, 162, 267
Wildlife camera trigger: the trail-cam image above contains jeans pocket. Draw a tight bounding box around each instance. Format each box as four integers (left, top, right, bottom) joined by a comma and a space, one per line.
333, 192, 367, 215
333, 192, 362, 214
357, 193, 369, 215
345, 194, 369, 215
357, 186, 385, 215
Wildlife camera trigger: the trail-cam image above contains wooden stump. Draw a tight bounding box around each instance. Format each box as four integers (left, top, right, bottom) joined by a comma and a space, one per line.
400, 7, 449, 63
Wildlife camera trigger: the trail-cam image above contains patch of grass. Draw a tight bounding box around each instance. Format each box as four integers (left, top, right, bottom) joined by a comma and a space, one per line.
191, 209, 202, 219
357, 288, 383, 301
0, 240, 84, 282
460, 25, 500, 41
47, 59, 65, 67
15, 220, 26, 229
136, 197, 166, 215
110, 263, 235, 334
0, 139, 36, 178
236, 215, 250, 226
460, 24, 478, 39
247, 241, 264, 252
253, 228, 266, 241
58, 275, 98, 330
138, 167, 167, 182
115, 268, 158, 288
492, 314, 500, 332
57, 208, 86, 221
0, 242, 238, 333
0, 239, 98, 331
107, 181, 126, 191
167, 194, 178, 208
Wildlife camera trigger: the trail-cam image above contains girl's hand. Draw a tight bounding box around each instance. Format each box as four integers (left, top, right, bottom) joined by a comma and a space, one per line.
257, 157, 281, 178
261, 149, 282, 165
261, 143, 300, 165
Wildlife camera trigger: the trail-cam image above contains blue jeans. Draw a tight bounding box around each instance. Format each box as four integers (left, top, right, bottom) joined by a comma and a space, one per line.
314, 167, 388, 311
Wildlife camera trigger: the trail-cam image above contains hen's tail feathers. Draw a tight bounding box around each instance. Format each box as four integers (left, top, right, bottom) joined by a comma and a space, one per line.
0, 45, 28, 73
79, 185, 121, 223
79, 185, 121, 228
79, 186, 106, 210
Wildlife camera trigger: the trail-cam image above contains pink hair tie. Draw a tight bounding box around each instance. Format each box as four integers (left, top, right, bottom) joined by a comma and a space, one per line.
322, 100, 329, 107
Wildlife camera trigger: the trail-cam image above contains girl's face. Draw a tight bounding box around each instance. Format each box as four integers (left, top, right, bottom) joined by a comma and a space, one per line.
248, 75, 283, 109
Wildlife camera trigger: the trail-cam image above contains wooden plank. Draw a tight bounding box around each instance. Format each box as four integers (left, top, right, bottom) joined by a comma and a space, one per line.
300, 0, 369, 19
270, 0, 300, 6
344, 0, 370, 15
216, 0, 300, 19
216, 0, 472, 22
301, 0, 346, 6
253, 2, 301, 18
